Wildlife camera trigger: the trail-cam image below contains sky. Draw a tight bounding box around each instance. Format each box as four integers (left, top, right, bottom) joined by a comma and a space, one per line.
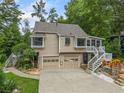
15, 0, 70, 28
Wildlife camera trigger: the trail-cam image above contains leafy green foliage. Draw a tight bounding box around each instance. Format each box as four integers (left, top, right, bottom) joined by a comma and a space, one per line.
12, 43, 29, 55
6, 73, 39, 93
3, 80, 16, 93
0, 0, 22, 63
65, 0, 124, 57
65, 0, 113, 38
0, 70, 16, 93
0, 54, 7, 64
0, 70, 5, 89
47, 8, 58, 23
31, 0, 47, 22
58, 16, 67, 23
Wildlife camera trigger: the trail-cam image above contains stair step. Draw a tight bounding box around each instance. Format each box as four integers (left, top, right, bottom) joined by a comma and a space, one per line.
114, 80, 124, 86
119, 74, 124, 80
116, 78, 124, 83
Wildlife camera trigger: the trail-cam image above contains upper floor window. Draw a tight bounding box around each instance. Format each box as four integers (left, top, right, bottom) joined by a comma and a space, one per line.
96, 40, 100, 47
91, 39, 96, 46
77, 38, 86, 47
32, 37, 44, 48
87, 40, 91, 46
65, 37, 70, 46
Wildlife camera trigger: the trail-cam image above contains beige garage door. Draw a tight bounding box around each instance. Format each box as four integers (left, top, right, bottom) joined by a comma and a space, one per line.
43, 56, 59, 70
62, 56, 80, 69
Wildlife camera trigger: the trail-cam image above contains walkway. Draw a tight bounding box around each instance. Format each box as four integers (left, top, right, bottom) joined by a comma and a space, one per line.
6, 67, 39, 80
39, 69, 124, 93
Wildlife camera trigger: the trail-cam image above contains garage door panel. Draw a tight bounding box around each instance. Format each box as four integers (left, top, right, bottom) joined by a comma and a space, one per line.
42, 55, 80, 70
43, 56, 59, 70
63, 56, 79, 69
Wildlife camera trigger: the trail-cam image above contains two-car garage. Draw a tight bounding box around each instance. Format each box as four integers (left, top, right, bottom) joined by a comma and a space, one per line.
40, 54, 81, 70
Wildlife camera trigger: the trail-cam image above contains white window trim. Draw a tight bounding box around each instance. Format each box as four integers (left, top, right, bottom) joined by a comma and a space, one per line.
75, 37, 87, 48
31, 36, 45, 48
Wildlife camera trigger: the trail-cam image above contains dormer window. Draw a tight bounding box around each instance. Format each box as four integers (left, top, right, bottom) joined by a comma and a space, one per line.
65, 37, 70, 46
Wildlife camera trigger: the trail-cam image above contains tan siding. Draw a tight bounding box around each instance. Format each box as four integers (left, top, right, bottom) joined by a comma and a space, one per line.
60, 37, 85, 53
35, 34, 59, 56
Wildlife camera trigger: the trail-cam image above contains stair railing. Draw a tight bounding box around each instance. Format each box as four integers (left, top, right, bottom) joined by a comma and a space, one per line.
92, 46, 106, 72
87, 46, 99, 70
4, 53, 17, 68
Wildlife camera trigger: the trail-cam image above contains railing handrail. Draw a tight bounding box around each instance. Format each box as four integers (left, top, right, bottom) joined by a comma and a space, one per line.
88, 46, 98, 64
4, 53, 17, 68
5, 53, 13, 67
93, 53, 105, 72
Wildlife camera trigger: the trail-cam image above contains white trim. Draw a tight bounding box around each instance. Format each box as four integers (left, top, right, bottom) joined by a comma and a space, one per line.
59, 56, 61, 68
88, 36, 105, 40
58, 35, 61, 53
31, 36, 45, 48
75, 37, 87, 48
42, 56, 43, 69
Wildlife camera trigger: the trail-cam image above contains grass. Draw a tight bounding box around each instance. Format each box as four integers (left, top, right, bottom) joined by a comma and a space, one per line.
5, 73, 39, 93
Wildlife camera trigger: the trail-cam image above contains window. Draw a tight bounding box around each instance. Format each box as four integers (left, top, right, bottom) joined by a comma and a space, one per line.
91, 39, 96, 46
65, 37, 70, 46
77, 38, 86, 47
32, 37, 44, 47
87, 40, 91, 46
96, 40, 100, 47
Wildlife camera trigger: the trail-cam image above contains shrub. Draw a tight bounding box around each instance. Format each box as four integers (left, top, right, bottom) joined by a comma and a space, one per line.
3, 80, 16, 93
0, 54, 7, 64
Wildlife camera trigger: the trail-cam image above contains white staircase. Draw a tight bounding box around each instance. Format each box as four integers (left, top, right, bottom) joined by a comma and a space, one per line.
87, 46, 106, 72
4, 53, 17, 69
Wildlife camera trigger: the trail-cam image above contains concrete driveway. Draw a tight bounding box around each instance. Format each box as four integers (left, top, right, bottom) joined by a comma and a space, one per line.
39, 69, 124, 93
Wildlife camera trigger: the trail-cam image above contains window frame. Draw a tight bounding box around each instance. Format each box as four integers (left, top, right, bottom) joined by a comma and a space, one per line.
31, 36, 45, 48
91, 39, 96, 46
96, 40, 101, 47
76, 38, 86, 48
65, 37, 71, 46
87, 39, 91, 46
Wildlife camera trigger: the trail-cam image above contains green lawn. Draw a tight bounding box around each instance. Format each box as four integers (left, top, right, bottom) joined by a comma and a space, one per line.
5, 73, 39, 93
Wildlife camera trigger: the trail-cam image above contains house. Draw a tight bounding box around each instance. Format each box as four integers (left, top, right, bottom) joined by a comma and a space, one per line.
31, 22, 106, 71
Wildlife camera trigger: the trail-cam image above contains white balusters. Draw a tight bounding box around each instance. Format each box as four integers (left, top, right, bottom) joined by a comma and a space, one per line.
87, 46, 106, 72
4, 53, 17, 68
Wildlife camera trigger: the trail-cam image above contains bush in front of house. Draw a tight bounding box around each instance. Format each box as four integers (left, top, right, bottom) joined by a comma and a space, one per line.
0, 53, 7, 64
12, 43, 37, 70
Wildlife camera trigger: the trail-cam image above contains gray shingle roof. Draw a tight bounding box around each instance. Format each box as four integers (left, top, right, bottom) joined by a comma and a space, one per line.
34, 22, 88, 37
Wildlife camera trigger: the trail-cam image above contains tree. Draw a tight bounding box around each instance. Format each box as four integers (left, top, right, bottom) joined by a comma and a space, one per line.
58, 16, 68, 23
0, 0, 22, 61
0, 0, 22, 31
109, 0, 124, 35
31, 0, 47, 22
65, 0, 114, 38
47, 8, 58, 23
22, 19, 30, 33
